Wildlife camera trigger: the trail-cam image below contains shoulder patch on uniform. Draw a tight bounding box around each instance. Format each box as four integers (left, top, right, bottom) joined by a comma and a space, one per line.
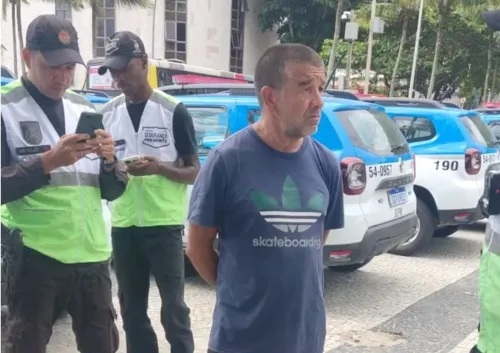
152, 89, 179, 111
1, 80, 28, 105
64, 90, 95, 110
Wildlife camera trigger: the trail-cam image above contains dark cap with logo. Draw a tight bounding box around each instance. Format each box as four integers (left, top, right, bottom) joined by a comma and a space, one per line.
98, 31, 146, 75
26, 14, 84, 67
483, 10, 500, 31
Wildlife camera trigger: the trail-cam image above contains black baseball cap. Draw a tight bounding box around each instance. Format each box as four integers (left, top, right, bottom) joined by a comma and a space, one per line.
483, 10, 500, 31
26, 14, 84, 67
98, 31, 146, 75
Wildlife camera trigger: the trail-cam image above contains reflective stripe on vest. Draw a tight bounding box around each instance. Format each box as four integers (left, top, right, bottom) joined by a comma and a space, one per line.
1, 80, 111, 264
103, 89, 187, 227
477, 219, 500, 353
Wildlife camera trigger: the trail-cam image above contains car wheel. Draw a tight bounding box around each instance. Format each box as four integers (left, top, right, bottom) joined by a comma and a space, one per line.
328, 257, 373, 273
433, 225, 460, 238
389, 198, 435, 256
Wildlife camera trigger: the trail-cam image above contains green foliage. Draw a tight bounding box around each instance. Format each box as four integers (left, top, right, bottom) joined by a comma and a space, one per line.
320, 6, 495, 99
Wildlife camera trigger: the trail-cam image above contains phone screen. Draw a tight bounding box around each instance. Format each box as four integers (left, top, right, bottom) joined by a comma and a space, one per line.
75, 112, 104, 138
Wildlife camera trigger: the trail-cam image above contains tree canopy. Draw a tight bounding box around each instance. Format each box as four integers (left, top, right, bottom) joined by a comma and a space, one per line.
258, 0, 500, 104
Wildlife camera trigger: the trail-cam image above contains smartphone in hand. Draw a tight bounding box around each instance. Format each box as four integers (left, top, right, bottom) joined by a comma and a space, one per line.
75, 112, 104, 139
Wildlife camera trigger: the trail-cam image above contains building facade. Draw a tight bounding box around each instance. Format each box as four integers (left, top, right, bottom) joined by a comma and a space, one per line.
1, 0, 278, 88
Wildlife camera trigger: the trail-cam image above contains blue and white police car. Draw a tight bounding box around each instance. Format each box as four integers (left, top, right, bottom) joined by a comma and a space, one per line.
176, 92, 418, 272
384, 106, 500, 255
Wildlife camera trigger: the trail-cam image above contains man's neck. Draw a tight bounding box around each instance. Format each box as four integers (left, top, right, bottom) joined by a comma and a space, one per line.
126, 84, 153, 104
253, 116, 303, 153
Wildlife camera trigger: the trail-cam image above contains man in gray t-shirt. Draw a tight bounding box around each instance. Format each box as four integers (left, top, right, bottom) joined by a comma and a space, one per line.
187, 43, 344, 353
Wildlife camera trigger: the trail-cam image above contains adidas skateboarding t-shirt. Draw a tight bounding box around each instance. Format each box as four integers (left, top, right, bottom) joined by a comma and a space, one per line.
188, 126, 344, 353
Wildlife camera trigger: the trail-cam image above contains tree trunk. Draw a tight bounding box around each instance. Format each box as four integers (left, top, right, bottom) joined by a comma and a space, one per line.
492, 59, 498, 99
11, 0, 18, 77
482, 30, 493, 103
326, 0, 343, 85
15, 0, 25, 75
389, 13, 408, 97
427, 10, 445, 99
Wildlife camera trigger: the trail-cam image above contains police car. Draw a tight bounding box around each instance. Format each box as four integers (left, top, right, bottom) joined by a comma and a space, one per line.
383, 106, 500, 255
476, 108, 500, 140
175, 92, 418, 272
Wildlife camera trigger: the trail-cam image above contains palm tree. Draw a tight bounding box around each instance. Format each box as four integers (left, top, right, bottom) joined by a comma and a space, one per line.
2, 0, 25, 76
426, 0, 488, 99
326, 0, 344, 82
356, 0, 419, 96
457, 3, 500, 102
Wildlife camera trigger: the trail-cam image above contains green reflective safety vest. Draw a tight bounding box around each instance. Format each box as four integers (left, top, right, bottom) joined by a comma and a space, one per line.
1, 80, 111, 264
477, 216, 500, 353
102, 90, 187, 227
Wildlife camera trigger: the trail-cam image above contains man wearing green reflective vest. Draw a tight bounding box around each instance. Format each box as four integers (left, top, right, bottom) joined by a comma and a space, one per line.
469, 10, 500, 353
1, 15, 127, 353
98, 31, 199, 353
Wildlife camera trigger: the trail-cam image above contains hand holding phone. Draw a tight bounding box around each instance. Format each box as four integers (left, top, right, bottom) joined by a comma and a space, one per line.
75, 112, 104, 139
123, 155, 143, 165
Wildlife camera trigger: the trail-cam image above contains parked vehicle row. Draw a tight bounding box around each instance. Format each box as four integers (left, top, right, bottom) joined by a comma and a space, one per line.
162, 84, 499, 272
3, 77, 498, 273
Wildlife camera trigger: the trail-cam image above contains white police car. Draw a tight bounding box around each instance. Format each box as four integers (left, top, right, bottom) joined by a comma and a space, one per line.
180, 93, 417, 272
384, 106, 500, 255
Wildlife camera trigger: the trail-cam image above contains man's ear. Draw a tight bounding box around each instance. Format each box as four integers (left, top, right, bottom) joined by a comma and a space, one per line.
21, 48, 32, 69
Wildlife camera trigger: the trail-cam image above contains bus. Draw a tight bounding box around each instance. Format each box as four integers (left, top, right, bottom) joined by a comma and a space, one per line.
85, 58, 254, 97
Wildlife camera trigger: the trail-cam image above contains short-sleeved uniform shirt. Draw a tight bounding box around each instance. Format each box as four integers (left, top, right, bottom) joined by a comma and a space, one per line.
188, 127, 344, 353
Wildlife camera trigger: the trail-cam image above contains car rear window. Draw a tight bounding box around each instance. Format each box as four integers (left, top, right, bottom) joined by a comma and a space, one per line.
337, 109, 409, 156
392, 116, 436, 143
461, 115, 496, 148
478, 109, 500, 115
185, 106, 228, 155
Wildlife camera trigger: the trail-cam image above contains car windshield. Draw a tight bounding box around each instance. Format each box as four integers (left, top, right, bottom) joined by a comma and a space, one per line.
337, 109, 409, 156
185, 106, 229, 155
461, 115, 497, 148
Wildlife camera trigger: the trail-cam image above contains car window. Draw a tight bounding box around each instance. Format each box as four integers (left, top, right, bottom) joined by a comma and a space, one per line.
461, 115, 496, 148
487, 120, 500, 138
337, 109, 409, 156
185, 106, 228, 155
477, 109, 500, 115
392, 116, 436, 143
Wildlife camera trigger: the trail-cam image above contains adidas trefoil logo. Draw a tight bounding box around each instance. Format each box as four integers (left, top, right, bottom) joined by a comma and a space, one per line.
251, 175, 324, 233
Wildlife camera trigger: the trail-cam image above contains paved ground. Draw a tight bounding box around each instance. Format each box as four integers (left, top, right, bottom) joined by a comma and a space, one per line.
46, 224, 484, 353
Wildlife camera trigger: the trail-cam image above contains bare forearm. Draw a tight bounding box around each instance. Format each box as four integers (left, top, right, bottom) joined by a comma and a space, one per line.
186, 246, 218, 286
158, 163, 199, 185
99, 161, 128, 201
323, 230, 330, 245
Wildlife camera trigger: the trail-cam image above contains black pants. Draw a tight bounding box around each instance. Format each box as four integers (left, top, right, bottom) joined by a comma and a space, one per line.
3, 247, 119, 353
112, 226, 194, 353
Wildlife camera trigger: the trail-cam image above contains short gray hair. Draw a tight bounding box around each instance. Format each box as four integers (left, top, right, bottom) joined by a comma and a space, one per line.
254, 43, 324, 104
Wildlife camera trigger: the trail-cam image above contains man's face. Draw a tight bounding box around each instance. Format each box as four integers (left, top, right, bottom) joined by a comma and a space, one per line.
109, 56, 147, 97
268, 62, 325, 139
23, 49, 75, 99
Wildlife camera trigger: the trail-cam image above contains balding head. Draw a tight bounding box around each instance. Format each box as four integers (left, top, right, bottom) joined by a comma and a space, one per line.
254, 43, 324, 105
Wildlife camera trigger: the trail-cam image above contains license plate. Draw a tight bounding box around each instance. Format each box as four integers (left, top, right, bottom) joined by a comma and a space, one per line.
388, 187, 407, 207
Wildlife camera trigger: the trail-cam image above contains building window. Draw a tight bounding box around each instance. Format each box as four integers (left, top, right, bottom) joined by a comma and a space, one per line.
55, 0, 72, 22
164, 0, 187, 62
94, 0, 116, 57
230, 0, 246, 73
